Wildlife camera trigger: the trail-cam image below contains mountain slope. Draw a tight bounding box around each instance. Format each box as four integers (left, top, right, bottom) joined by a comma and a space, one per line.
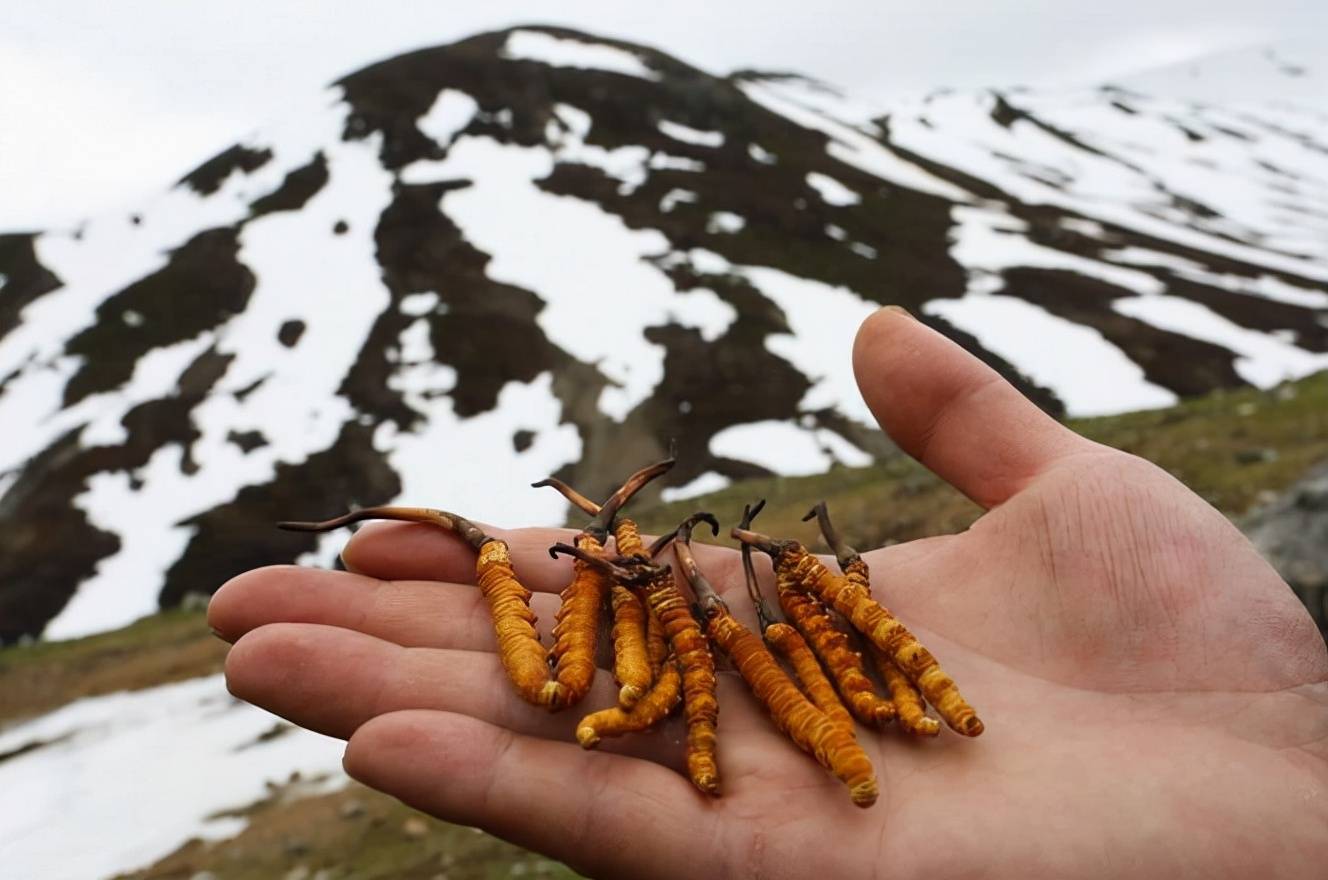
0, 26, 1325, 642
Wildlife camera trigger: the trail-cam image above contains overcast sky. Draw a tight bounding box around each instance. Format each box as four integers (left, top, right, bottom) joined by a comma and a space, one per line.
1, 0, 1324, 232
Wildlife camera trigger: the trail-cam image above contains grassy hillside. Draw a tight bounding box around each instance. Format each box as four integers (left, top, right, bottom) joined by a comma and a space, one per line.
5, 369, 1326, 879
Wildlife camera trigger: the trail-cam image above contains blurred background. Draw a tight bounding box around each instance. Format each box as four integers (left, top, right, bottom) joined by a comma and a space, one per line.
1, 2, 1325, 877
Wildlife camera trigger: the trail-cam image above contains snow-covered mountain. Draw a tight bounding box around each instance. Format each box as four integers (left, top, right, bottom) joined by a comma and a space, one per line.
1, 26, 1325, 643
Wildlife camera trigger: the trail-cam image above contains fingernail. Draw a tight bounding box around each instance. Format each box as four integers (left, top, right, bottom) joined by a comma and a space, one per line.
209, 626, 227, 641
882, 304, 915, 320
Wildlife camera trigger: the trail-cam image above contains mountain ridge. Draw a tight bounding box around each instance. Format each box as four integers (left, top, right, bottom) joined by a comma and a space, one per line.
0, 25, 1325, 642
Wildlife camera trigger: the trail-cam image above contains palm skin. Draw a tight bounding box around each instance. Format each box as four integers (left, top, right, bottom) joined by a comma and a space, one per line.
211, 309, 1328, 879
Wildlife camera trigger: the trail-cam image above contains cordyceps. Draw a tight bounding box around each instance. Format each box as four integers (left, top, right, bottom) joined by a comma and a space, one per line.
733, 504, 983, 738
277, 507, 565, 711
550, 535, 719, 796
743, 501, 896, 729
804, 503, 940, 738
532, 474, 661, 707
542, 455, 675, 709
672, 513, 878, 808
738, 504, 854, 735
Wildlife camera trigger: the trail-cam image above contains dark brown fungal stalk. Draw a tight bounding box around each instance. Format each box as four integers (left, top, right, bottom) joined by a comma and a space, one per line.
672, 513, 877, 808
278, 507, 564, 710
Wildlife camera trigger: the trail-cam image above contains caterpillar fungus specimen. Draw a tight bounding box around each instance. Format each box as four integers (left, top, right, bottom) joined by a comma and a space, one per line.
738, 503, 854, 735
743, 501, 896, 729
277, 507, 566, 711
551, 533, 720, 795
532, 474, 661, 706
733, 504, 983, 737
803, 503, 940, 737
543, 455, 675, 709
673, 513, 878, 808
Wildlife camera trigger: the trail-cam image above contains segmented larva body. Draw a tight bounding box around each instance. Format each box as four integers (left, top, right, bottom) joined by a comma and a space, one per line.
843, 556, 939, 736
776, 566, 896, 728
476, 539, 566, 710
576, 656, 683, 748
610, 585, 653, 708
777, 546, 983, 737
551, 533, 611, 708
612, 517, 670, 675
764, 622, 854, 735
644, 577, 719, 795
708, 612, 877, 808
869, 645, 940, 737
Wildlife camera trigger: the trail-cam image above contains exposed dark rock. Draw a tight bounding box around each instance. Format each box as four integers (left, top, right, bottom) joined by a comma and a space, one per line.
62, 228, 256, 407
277, 319, 306, 348
227, 430, 269, 453
0, 233, 62, 345
1243, 462, 1328, 639
512, 429, 535, 452
248, 152, 329, 218
333, 219, 349, 235
179, 145, 273, 196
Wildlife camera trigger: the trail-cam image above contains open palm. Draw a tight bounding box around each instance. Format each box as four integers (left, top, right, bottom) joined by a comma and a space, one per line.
210, 309, 1328, 879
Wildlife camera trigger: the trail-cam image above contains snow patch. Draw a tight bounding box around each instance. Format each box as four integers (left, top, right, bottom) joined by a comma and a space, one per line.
660, 189, 698, 212
0, 675, 346, 880
707, 211, 746, 234
658, 120, 724, 148
659, 471, 731, 502
417, 89, 479, 148
806, 172, 861, 206
710, 420, 870, 475
502, 30, 660, 81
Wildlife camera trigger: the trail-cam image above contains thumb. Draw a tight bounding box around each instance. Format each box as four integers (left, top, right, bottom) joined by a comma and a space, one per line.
852, 307, 1094, 509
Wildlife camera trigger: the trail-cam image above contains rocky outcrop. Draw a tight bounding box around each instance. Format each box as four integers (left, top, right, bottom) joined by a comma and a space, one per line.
1244, 462, 1328, 639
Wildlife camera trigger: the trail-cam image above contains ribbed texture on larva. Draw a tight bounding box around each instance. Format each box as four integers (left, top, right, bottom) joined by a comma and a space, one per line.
844, 557, 939, 736
613, 517, 647, 557
476, 540, 564, 710
709, 613, 877, 808
610, 585, 652, 708
781, 547, 982, 737
576, 655, 682, 748
645, 580, 719, 795
551, 533, 610, 708
869, 645, 939, 737
765, 622, 854, 734
776, 566, 896, 728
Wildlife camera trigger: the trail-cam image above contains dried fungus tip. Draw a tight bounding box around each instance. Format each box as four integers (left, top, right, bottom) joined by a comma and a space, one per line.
645, 511, 720, 560
530, 476, 600, 518
738, 501, 779, 631
585, 454, 676, 543
548, 543, 664, 586
576, 655, 683, 748
802, 501, 862, 571
278, 505, 490, 552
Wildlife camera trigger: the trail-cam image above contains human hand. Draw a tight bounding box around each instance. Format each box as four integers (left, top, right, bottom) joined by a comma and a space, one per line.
210, 308, 1328, 879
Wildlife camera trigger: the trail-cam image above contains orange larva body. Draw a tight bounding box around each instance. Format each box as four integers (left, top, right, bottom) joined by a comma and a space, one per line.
708, 612, 877, 807
610, 585, 653, 708
779, 546, 983, 737
776, 566, 896, 728
576, 656, 683, 748
643, 577, 719, 795
764, 622, 854, 735
551, 533, 611, 708
475, 540, 565, 710
843, 557, 939, 737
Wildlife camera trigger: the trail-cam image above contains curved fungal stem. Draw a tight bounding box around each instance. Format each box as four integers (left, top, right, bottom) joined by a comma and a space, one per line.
548, 542, 665, 586
646, 511, 720, 559
671, 514, 724, 616
586, 455, 676, 543
802, 501, 861, 570
278, 505, 490, 552
530, 477, 601, 518
738, 501, 778, 632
